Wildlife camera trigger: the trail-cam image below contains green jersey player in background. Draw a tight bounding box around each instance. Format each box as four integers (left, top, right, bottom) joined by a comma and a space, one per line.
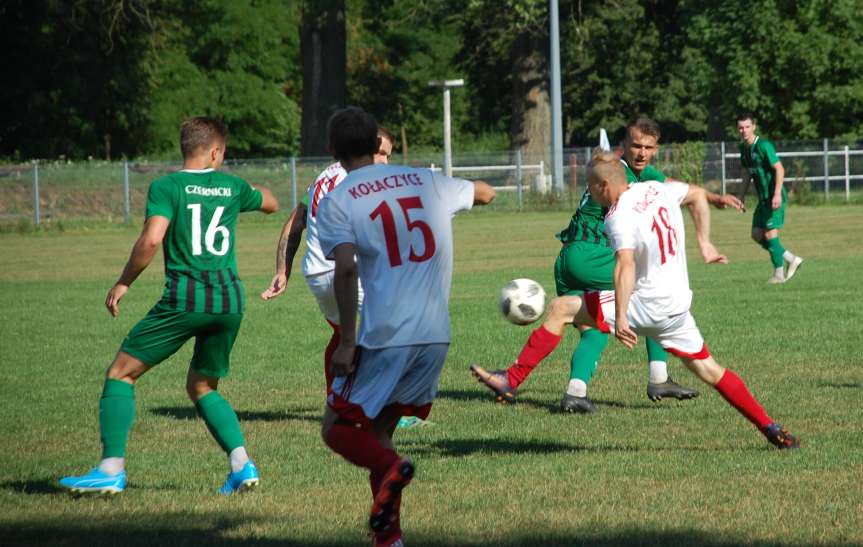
737, 114, 804, 283
59, 117, 278, 495
472, 117, 742, 413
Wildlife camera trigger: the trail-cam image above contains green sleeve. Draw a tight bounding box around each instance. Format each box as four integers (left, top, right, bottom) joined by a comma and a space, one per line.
640, 165, 666, 182
238, 179, 263, 212
761, 139, 780, 165
146, 177, 175, 220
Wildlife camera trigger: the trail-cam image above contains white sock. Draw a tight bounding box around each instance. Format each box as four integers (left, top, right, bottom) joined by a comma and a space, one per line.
566, 379, 587, 398
774, 266, 785, 279
229, 446, 250, 472
783, 250, 796, 262
648, 361, 669, 384
98, 457, 125, 475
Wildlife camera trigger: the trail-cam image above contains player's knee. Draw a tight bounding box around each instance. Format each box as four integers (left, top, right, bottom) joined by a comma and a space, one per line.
105, 352, 146, 383
683, 357, 724, 385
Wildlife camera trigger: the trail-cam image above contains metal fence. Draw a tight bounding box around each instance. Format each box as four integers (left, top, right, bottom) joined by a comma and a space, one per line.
2, 139, 861, 226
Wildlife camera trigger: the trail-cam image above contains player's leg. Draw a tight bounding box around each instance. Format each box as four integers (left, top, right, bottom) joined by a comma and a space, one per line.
765, 201, 803, 282
188, 312, 259, 494
59, 303, 194, 494
473, 294, 597, 402
655, 312, 799, 448
644, 337, 699, 402
560, 324, 607, 413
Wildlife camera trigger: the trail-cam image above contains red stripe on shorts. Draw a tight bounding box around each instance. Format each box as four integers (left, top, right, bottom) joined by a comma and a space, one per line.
584, 291, 611, 334
664, 343, 711, 360
327, 393, 373, 429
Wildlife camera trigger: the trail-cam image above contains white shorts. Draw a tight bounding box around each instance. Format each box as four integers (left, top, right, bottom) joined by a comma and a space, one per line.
305, 270, 365, 325
584, 290, 710, 359
328, 343, 449, 428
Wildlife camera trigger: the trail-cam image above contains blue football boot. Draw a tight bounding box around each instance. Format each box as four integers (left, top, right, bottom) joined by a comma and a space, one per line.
59, 468, 126, 495
218, 460, 260, 495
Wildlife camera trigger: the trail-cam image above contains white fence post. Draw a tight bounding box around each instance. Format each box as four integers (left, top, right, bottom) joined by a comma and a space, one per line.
515, 149, 523, 209
33, 162, 40, 226
823, 138, 830, 200
845, 145, 850, 202
123, 161, 130, 223
720, 141, 726, 194
290, 157, 297, 210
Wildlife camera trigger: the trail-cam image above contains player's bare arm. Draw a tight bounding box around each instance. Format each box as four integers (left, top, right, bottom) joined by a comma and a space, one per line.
613, 249, 638, 348
330, 242, 359, 377
472, 181, 497, 205
262, 202, 307, 300
771, 161, 785, 210
256, 186, 279, 214
680, 184, 729, 264
667, 176, 744, 212
106, 215, 170, 318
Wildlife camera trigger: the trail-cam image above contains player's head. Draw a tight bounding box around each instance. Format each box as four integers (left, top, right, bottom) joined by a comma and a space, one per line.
327, 106, 379, 166
736, 113, 757, 143
587, 148, 628, 207
623, 117, 660, 174
180, 117, 227, 167
375, 126, 395, 165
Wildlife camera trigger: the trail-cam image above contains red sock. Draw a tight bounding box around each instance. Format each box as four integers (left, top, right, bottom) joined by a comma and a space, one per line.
325, 423, 399, 474
324, 322, 340, 394
507, 326, 562, 388
713, 369, 772, 429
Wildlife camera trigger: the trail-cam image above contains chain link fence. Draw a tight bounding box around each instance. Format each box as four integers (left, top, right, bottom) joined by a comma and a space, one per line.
3, 140, 862, 227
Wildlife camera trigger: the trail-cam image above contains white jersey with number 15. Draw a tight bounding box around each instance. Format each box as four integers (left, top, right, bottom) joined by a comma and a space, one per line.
317, 164, 475, 349
604, 181, 693, 317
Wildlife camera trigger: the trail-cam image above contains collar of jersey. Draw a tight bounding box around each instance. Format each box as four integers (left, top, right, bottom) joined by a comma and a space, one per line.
180, 168, 215, 173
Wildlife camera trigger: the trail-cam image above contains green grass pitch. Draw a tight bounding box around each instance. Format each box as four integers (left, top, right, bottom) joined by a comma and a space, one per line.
1, 204, 862, 546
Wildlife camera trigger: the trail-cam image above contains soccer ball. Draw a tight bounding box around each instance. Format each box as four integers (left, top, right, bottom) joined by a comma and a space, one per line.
499, 278, 546, 325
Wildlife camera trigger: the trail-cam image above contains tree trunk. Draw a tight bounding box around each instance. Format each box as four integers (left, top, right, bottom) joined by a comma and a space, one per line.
300, 0, 346, 156
511, 29, 550, 190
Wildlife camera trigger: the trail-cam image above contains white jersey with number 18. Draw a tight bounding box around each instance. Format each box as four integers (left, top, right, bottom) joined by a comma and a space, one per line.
317, 164, 475, 349
604, 181, 692, 317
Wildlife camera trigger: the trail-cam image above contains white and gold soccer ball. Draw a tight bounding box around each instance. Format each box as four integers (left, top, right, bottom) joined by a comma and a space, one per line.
499, 278, 546, 325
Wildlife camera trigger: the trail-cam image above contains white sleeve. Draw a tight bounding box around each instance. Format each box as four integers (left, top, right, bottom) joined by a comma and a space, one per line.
432, 172, 475, 215
663, 182, 690, 206
317, 194, 354, 259
605, 211, 637, 252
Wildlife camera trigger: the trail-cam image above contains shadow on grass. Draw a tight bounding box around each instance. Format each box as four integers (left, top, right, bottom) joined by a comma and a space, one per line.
0, 478, 62, 495
150, 406, 321, 423
4, 518, 859, 547
818, 381, 861, 389
438, 389, 675, 413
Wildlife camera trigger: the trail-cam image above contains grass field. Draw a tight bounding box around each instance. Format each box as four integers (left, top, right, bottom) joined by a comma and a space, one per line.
1, 204, 862, 546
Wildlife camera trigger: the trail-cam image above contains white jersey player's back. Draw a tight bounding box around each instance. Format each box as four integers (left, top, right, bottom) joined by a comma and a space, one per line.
302, 162, 347, 277
604, 181, 692, 316
316, 164, 475, 349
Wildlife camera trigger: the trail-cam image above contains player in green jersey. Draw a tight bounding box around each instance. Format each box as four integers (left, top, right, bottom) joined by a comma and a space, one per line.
472, 117, 741, 412
737, 114, 804, 283
59, 117, 278, 495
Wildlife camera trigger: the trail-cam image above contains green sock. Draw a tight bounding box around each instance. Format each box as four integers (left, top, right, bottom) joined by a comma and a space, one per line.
569, 329, 608, 382
757, 237, 771, 251
100, 379, 136, 459
195, 391, 245, 454
766, 237, 786, 268
646, 337, 668, 363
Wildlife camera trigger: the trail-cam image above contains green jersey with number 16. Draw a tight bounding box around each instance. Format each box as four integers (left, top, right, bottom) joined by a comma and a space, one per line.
145, 169, 263, 314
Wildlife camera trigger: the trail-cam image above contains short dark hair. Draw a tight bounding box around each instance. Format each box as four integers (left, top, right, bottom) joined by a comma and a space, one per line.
736, 112, 756, 124
327, 106, 378, 161
626, 117, 661, 141
378, 126, 395, 146
180, 117, 227, 158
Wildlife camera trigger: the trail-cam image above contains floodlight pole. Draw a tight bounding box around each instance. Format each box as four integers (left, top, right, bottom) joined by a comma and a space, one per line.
429, 79, 464, 176
550, 0, 563, 192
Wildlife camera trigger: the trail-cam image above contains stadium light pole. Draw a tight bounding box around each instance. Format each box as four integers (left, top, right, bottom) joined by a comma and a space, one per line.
428, 79, 464, 176
549, 0, 564, 192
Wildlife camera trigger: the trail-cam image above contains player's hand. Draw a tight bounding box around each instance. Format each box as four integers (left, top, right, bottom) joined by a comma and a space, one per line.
105, 284, 129, 317
771, 194, 781, 210
330, 341, 357, 377
615, 317, 638, 349
261, 273, 288, 300
699, 242, 729, 265
720, 194, 745, 212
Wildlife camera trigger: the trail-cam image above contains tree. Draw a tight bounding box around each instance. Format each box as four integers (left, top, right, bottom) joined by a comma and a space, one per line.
301, 0, 346, 156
